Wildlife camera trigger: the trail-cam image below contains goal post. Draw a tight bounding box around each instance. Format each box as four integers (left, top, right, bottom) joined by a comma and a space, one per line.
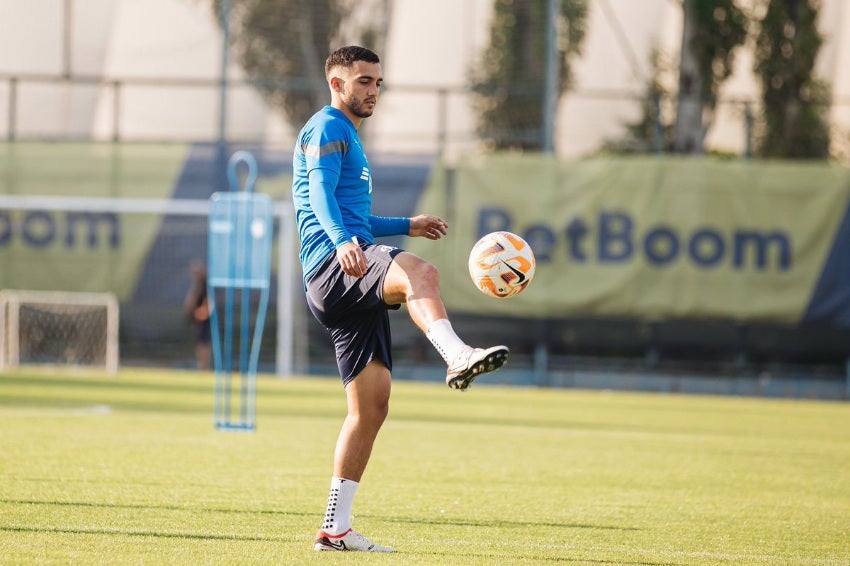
0, 290, 120, 374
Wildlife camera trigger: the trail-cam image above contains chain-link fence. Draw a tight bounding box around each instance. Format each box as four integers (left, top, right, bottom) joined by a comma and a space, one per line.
3, 72, 850, 163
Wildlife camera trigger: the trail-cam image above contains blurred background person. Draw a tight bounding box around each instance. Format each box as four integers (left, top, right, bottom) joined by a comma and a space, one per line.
184, 260, 212, 371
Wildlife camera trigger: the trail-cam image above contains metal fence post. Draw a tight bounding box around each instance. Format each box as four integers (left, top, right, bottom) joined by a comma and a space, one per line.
111, 80, 121, 142
7, 77, 17, 141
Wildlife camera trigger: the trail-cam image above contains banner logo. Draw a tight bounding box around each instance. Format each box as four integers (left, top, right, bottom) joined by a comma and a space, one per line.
0, 210, 120, 249
478, 207, 792, 272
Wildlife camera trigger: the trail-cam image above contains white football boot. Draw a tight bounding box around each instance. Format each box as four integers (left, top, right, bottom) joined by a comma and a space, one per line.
313, 528, 395, 553
446, 345, 509, 390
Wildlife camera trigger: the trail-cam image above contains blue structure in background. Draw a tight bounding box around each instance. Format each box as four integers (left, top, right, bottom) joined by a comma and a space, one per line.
208, 151, 273, 431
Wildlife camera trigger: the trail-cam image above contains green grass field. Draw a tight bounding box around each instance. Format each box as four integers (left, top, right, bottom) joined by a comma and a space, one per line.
1, 369, 848, 565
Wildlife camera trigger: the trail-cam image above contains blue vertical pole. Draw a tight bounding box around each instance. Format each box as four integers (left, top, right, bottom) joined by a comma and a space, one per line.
239, 198, 251, 420
239, 201, 251, 375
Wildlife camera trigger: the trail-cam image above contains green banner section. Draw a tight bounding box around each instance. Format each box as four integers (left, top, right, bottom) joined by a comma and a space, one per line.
0, 143, 189, 298
1, 143, 187, 197
406, 154, 850, 323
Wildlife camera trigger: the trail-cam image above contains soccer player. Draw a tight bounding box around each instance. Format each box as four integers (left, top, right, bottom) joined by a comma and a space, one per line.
291, 45, 509, 553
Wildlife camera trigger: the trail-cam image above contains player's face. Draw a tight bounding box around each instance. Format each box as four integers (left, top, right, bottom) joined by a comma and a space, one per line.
338, 61, 383, 119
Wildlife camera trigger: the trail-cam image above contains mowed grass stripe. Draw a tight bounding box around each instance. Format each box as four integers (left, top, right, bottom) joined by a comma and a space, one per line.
1, 369, 848, 565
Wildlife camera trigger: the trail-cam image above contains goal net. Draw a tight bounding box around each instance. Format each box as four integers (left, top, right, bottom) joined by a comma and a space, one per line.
0, 290, 119, 374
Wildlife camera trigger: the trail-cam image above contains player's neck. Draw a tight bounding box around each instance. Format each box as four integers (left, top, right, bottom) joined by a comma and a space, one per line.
332, 103, 363, 129
331, 101, 363, 129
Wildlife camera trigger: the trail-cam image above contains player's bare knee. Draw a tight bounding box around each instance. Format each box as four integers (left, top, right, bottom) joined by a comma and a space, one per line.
359, 400, 388, 428
412, 261, 440, 291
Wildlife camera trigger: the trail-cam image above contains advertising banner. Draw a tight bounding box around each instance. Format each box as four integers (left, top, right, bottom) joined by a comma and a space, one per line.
0, 143, 292, 301
0, 143, 188, 298
5, 145, 850, 328
406, 154, 850, 325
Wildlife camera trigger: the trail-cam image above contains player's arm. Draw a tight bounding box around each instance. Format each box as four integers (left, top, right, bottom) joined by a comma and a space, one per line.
308, 168, 368, 277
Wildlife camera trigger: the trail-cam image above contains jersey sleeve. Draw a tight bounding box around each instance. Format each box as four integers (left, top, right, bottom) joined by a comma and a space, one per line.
303, 121, 354, 248
369, 215, 410, 237
309, 168, 352, 248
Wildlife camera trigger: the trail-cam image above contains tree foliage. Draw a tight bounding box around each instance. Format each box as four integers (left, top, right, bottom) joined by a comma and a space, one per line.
603, 50, 673, 154
210, 0, 384, 130
672, 0, 748, 153
690, 0, 749, 110
753, 0, 830, 159
618, 0, 831, 159
611, 1, 747, 154
469, 0, 588, 151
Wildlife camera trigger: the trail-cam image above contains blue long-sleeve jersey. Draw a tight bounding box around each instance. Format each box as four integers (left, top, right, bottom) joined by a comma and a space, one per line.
291, 106, 409, 281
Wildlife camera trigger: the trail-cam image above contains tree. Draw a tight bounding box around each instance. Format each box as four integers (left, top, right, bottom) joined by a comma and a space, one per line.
753, 0, 830, 159
607, 1, 747, 155
210, 0, 389, 130
469, 0, 588, 151
602, 49, 673, 154
673, 0, 748, 153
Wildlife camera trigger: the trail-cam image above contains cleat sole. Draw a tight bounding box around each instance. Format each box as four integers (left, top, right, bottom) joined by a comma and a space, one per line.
447, 348, 509, 391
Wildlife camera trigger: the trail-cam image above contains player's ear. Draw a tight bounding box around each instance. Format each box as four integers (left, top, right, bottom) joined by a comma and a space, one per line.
330, 76, 343, 93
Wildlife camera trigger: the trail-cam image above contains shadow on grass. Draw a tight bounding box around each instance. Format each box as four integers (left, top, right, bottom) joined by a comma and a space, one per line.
420, 549, 680, 565
1, 525, 678, 565
3, 498, 634, 531
0, 524, 278, 542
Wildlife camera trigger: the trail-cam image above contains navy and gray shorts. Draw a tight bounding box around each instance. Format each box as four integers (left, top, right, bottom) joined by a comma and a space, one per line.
304, 243, 404, 386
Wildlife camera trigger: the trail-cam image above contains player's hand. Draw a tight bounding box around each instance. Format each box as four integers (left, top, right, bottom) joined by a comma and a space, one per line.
337, 241, 368, 278
409, 214, 448, 240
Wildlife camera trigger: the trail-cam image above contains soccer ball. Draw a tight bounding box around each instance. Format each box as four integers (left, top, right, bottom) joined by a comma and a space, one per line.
468, 231, 536, 299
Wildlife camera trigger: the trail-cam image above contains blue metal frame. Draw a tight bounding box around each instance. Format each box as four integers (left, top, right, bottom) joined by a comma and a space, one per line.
209, 151, 271, 431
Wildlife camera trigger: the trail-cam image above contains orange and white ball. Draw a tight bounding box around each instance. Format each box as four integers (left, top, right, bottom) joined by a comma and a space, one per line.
467, 231, 536, 299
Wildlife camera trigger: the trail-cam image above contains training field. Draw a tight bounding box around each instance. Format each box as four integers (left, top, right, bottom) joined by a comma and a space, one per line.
1, 370, 848, 565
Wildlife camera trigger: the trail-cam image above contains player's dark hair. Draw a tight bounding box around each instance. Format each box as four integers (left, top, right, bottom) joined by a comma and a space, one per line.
325, 46, 380, 77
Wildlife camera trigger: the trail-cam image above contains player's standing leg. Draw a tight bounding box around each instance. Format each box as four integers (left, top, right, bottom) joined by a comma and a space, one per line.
313, 361, 395, 552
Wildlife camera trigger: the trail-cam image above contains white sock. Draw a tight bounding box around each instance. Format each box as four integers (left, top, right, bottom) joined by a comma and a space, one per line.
426, 319, 467, 364
321, 477, 358, 535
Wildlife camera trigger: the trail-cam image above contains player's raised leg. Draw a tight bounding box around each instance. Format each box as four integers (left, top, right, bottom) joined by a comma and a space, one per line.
383, 252, 508, 390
